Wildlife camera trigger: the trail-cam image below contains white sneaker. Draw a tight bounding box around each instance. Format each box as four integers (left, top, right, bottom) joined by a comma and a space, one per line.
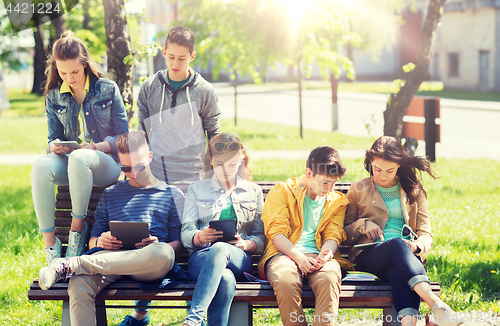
38, 259, 71, 290
431, 301, 464, 326
44, 237, 62, 265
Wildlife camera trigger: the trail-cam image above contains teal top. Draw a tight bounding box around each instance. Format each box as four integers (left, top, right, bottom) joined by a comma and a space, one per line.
295, 194, 325, 254
168, 76, 190, 91
219, 195, 237, 221
374, 183, 408, 241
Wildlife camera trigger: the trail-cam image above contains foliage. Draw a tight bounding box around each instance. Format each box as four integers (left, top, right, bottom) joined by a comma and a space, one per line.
172, 0, 287, 83
64, 0, 107, 61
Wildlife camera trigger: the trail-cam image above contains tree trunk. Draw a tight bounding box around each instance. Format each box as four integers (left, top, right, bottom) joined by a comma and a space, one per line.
50, 16, 66, 39
233, 69, 238, 126
383, 0, 446, 139
103, 0, 134, 123
83, 0, 90, 30
329, 72, 339, 131
298, 53, 303, 138
32, 25, 46, 95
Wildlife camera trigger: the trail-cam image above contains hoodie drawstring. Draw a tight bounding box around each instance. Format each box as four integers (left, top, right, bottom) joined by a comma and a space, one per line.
186, 86, 194, 127
159, 84, 166, 125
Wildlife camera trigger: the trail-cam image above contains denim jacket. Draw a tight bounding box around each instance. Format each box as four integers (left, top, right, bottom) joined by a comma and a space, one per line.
45, 74, 129, 161
181, 174, 266, 254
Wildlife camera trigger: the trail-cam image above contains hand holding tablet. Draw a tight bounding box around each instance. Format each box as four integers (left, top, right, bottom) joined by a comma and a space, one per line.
52, 140, 81, 149
209, 220, 237, 243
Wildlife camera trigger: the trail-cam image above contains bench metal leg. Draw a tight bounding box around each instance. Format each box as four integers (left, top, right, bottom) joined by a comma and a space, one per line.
61, 300, 71, 326
96, 300, 107, 326
228, 301, 252, 326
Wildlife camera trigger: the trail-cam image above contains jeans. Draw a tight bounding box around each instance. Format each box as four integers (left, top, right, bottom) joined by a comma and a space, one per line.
354, 238, 430, 317
184, 242, 252, 326
31, 150, 121, 232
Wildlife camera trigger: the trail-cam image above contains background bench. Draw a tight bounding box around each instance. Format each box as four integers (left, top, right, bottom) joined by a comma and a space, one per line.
28, 181, 440, 326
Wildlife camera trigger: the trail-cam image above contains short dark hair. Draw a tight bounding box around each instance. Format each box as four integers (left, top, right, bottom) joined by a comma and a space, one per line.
116, 131, 148, 154
165, 26, 195, 54
306, 146, 346, 178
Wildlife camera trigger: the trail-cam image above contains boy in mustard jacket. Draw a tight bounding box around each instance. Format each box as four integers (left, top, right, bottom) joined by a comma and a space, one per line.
258, 146, 353, 326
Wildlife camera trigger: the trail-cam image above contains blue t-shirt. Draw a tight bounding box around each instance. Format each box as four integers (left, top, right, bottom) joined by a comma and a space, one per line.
168, 76, 190, 91
91, 181, 184, 243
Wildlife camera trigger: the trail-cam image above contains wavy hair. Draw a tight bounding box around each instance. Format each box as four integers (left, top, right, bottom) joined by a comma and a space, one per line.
364, 136, 437, 204
202, 133, 253, 181
43, 30, 102, 102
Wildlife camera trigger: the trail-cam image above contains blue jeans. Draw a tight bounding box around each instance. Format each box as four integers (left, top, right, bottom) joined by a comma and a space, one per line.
354, 238, 430, 317
184, 242, 252, 326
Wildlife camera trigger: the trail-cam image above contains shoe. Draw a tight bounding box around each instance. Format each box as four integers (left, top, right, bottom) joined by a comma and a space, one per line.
119, 313, 150, 326
38, 259, 71, 290
44, 237, 62, 265
431, 301, 464, 326
66, 221, 89, 258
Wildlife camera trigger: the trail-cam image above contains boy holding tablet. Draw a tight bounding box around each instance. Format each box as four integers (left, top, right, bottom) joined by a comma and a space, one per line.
258, 146, 354, 326
37, 131, 184, 326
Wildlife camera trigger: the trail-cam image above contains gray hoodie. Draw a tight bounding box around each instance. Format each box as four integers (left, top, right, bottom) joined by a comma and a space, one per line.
138, 68, 221, 183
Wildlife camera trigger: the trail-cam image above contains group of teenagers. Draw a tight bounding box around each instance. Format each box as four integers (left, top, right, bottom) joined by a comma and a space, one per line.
32, 26, 464, 326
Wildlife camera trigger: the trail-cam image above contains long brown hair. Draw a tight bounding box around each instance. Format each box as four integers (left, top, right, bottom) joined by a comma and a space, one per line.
43, 30, 102, 102
364, 136, 437, 204
203, 133, 253, 181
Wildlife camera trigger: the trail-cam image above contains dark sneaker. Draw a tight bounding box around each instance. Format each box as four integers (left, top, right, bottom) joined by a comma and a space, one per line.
119, 313, 150, 326
66, 221, 89, 258
38, 259, 71, 290
44, 237, 62, 265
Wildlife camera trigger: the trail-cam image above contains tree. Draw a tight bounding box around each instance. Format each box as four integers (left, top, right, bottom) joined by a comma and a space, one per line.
383, 0, 446, 139
173, 0, 288, 125
103, 0, 134, 123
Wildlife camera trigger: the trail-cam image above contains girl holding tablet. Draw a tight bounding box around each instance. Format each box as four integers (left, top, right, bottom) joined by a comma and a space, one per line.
181, 133, 265, 326
31, 31, 128, 264
343, 136, 461, 326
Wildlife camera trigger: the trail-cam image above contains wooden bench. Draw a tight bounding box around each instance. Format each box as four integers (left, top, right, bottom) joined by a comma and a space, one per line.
28, 181, 440, 326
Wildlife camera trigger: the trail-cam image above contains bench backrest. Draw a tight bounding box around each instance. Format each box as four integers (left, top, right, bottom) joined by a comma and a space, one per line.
54, 181, 352, 274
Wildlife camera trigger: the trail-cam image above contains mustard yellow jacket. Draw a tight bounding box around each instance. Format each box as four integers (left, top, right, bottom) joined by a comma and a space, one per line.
257, 177, 354, 279
343, 177, 433, 262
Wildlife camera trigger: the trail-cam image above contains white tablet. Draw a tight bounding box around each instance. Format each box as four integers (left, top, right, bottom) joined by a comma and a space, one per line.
52, 141, 81, 149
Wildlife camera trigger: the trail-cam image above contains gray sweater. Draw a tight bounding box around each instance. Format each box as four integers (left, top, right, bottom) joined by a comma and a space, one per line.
138, 68, 221, 183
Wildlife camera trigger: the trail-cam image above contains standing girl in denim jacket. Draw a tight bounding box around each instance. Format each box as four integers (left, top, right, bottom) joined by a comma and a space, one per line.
181, 133, 265, 326
31, 31, 129, 265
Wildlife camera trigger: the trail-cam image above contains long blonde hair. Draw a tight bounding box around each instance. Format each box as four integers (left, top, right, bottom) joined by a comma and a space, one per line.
203, 133, 253, 181
44, 30, 102, 102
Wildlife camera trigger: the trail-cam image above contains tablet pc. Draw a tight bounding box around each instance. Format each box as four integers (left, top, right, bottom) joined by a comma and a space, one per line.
209, 220, 237, 243
109, 221, 150, 250
52, 140, 81, 149
354, 242, 378, 249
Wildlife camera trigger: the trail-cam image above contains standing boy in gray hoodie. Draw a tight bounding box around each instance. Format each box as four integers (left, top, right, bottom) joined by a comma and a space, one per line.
138, 26, 221, 185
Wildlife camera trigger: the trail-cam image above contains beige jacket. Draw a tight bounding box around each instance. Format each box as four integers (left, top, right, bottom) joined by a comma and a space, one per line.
343, 177, 433, 262
257, 177, 354, 279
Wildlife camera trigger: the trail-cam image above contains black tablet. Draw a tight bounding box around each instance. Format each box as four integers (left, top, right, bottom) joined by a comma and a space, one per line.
109, 221, 150, 250
209, 220, 237, 243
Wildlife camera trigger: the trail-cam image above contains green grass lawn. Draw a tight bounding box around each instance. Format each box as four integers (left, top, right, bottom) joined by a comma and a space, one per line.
2, 158, 499, 325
